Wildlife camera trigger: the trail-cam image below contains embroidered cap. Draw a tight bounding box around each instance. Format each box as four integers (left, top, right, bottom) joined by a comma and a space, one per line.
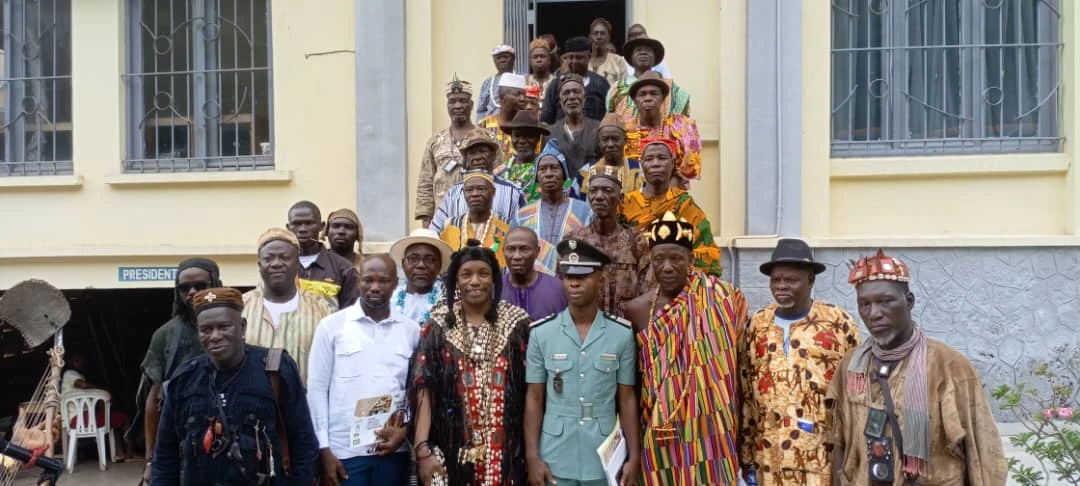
445, 74, 473, 96
557, 238, 611, 276
847, 249, 911, 286
491, 44, 515, 56
498, 73, 528, 90
257, 227, 300, 251
192, 287, 244, 316
586, 164, 623, 187
645, 211, 694, 250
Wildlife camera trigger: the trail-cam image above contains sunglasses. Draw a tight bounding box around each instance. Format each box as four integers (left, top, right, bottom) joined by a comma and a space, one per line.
178, 281, 211, 293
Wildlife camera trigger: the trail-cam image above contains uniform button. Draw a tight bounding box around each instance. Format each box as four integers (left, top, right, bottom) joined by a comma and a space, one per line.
579, 397, 584, 402
579, 373, 585, 380
579, 420, 584, 425
581, 351, 587, 356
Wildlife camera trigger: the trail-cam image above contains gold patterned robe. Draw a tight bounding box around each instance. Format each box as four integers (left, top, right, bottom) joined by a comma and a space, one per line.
739, 301, 861, 485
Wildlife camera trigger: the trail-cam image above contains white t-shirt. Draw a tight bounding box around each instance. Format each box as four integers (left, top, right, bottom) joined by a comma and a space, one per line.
264, 293, 300, 329
299, 254, 318, 269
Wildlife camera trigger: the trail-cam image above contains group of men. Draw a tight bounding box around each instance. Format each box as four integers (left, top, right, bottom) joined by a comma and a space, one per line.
128, 18, 1008, 486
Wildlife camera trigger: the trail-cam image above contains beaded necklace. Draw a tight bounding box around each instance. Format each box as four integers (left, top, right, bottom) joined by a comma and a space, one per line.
462, 212, 495, 248
392, 281, 442, 324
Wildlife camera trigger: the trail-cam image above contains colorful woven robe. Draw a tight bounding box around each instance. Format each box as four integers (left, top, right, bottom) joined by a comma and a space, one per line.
439, 214, 511, 269
606, 76, 691, 124
624, 115, 702, 181
620, 188, 723, 276
638, 271, 746, 486
516, 198, 592, 275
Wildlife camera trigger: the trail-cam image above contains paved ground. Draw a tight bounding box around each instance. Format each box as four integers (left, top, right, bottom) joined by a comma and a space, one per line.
2, 424, 1071, 485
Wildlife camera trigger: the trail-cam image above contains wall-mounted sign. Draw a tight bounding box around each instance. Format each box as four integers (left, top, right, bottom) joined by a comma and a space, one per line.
118, 266, 177, 282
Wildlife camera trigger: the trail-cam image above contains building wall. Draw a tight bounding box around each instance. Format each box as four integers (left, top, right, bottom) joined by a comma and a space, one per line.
732, 246, 1080, 419
0, 0, 358, 289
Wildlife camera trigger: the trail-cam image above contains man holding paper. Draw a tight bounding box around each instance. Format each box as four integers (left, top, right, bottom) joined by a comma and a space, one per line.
524, 238, 641, 486
307, 254, 420, 485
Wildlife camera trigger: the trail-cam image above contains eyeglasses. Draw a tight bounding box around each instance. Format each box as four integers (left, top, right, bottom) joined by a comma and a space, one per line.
405, 255, 441, 267
178, 281, 211, 293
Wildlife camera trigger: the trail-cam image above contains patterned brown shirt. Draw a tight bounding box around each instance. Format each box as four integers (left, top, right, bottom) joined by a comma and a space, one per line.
415, 128, 464, 220
739, 300, 861, 485
563, 221, 649, 317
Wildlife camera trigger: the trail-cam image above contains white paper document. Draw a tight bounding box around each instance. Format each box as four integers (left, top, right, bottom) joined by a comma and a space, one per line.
350, 392, 404, 449
596, 418, 627, 486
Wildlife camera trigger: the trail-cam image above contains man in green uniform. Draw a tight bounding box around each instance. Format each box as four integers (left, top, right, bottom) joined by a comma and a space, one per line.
524, 239, 642, 486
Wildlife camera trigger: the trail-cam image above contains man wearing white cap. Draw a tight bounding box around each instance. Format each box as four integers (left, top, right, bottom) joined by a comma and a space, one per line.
389, 228, 454, 326
478, 71, 529, 160
476, 44, 518, 120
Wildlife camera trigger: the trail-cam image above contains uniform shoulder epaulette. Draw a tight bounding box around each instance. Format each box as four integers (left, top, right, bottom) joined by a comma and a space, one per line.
530, 314, 558, 328
603, 312, 632, 328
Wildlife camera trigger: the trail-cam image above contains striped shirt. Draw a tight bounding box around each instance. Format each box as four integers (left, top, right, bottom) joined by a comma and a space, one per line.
242, 287, 336, 384
430, 175, 525, 233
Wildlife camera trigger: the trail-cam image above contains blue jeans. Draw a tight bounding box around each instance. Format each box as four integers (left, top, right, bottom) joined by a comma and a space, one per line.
340, 453, 409, 486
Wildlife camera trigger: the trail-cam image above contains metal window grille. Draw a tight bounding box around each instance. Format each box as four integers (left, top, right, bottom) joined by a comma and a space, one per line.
0, 0, 73, 177
831, 0, 1062, 157
124, 0, 273, 173
504, 0, 533, 74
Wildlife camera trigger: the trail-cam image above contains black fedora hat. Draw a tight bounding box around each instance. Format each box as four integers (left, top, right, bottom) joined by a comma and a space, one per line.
759, 238, 827, 275
622, 37, 665, 66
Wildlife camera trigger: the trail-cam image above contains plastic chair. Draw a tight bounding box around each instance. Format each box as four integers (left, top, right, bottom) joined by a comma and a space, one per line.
60, 389, 115, 472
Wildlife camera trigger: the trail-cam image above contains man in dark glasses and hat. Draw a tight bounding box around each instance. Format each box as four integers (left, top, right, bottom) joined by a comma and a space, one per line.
132, 257, 222, 485
737, 239, 861, 486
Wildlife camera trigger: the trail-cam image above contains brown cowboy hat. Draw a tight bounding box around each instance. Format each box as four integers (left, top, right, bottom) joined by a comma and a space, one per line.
499, 110, 551, 136
622, 37, 665, 66
628, 70, 670, 100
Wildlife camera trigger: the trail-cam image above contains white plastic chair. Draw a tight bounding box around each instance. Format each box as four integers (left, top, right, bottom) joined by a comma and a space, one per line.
60, 389, 115, 472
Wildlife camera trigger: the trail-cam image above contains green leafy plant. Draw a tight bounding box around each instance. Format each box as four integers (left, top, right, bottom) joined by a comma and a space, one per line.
992, 346, 1080, 486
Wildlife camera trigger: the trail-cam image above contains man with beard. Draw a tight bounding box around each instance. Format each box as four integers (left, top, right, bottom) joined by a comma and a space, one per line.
549, 74, 601, 174
243, 228, 336, 383
496, 109, 549, 199
152, 287, 317, 485
287, 200, 360, 308
580, 114, 644, 195
133, 257, 222, 485
565, 166, 649, 317
826, 250, 1006, 486
438, 170, 513, 268
308, 254, 419, 486
738, 239, 860, 486
325, 208, 363, 264
430, 128, 526, 233
623, 212, 746, 486
389, 228, 452, 327
541, 36, 611, 124
500, 227, 567, 320
415, 76, 475, 228
524, 239, 641, 486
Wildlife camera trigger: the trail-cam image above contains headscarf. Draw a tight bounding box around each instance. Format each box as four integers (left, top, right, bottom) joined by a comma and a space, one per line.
173, 258, 222, 316
532, 138, 570, 183
322, 208, 363, 242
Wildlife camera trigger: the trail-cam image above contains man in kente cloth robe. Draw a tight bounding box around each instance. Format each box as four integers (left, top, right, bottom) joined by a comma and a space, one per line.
623, 211, 746, 486
825, 250, 1006, 486
409, 241, 533, 486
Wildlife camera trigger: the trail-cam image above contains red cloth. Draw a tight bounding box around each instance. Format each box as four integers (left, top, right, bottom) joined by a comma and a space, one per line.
70, 409, 128, 430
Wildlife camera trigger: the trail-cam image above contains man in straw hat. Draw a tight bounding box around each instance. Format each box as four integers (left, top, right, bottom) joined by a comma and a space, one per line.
623, 211, 746, 486
415, 75, 476, 228
242, 227, 336, 384
324, 208, 363, 264
826, 250, 1006, 486
152, 287, 317, 485
738, 238, 861, 486
389, 227, 453, 326
430, 128, 526, 233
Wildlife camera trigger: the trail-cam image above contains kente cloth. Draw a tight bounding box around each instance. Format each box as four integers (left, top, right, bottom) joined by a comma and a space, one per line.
415, 127, 467, 220
738, 301, 862, 483
516, 198, 592, 274
430, 175, 525, 233
241, 287, 336, 384
638, 271, 746, 486
825, 338, 1008, 486
580, 157, 645, 195
438, 213, 512, 269
499, 272, 567, 321
589, 52, 629, 86
624, 114, 702, 181
620, 188, 723, 276
606, 75, 691, 125
407, 301, 532, 486
563, 222, 649, 318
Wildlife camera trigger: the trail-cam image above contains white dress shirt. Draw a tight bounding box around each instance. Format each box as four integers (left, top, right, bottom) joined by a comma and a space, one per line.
306, 303, 419, 459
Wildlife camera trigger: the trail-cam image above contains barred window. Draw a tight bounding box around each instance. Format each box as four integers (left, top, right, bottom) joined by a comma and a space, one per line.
831, 0, 1062, 157
125, 0, 272, 173
0, 0, 73, 177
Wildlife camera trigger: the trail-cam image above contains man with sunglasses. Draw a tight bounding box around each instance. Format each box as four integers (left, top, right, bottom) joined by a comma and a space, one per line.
133, 258, 222, 485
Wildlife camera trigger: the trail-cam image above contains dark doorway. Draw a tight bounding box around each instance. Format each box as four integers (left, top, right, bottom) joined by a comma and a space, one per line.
535, 0, 627, 52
